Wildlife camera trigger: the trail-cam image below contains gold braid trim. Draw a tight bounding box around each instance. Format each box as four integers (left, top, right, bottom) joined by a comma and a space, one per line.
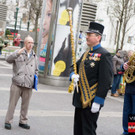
79, 50, 98, 108
67, 8, 77, 93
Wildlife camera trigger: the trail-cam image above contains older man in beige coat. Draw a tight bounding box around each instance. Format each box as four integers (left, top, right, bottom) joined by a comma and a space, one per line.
5, 35, 38, 130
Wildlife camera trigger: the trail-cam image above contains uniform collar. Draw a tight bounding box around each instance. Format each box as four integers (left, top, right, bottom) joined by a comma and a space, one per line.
89, 44, 101, 52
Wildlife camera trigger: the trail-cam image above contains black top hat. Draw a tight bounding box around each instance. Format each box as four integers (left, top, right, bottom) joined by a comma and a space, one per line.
86, 22, 104, 35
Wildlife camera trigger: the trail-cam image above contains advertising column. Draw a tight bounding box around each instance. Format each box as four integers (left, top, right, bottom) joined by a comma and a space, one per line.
38, 0, 53, 74
51, 0, 81, 77
38, 0, 82, 86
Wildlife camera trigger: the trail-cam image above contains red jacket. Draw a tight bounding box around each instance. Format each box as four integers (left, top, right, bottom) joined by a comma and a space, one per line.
13, 38, 21, 46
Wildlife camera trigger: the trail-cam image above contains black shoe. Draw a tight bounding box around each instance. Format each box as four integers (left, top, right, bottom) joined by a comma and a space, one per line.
19, 123, 30, 129
5, 123, 11, 130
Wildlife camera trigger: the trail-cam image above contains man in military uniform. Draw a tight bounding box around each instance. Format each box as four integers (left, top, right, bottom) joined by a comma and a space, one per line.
70, 22, 113, 135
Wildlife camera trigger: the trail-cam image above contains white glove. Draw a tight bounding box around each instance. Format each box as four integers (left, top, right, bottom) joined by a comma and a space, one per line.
71, 74, 79, 84
91, 102, 100, 113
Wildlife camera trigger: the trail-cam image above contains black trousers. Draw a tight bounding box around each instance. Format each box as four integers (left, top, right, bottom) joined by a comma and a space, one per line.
74, 107, 99, 135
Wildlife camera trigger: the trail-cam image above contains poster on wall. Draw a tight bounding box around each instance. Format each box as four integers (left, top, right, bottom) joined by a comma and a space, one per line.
51, 0, 81, 77
52, 25, 71, 76
38, 0, 53, 74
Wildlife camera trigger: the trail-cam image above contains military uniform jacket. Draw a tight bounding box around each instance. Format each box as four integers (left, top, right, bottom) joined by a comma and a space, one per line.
70, 44, 113, 108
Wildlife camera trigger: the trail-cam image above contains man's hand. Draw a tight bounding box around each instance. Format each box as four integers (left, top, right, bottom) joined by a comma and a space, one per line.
71, 74, 79, 84
18, 47, 26, 55
91, 102, 100, 113
123, 62, 129, 70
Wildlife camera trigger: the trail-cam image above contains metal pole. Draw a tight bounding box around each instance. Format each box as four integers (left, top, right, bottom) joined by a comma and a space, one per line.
37, 0, 47, 58
20, 18, 22, 30
27, 5, 31, 31
27, 21, 30, 31
14, 7, 19, 38
44, 0, 60, 77
75, 2, 83, 54
47, 0, 60, 75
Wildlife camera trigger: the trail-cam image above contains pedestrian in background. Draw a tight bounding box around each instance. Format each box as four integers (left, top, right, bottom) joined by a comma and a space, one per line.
122, 50, 134, 135
70, 22, 113, 135
111, 49, 124, 97
13, 34, 21, 46
117, 50, 129, 95
0, 31, 4, 55
0, 34, 4, 55
127, 50, 134, 59
5, 35, 38, 130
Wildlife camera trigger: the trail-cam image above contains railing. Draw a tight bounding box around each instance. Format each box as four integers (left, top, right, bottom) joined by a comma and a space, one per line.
2, 46, 20, 57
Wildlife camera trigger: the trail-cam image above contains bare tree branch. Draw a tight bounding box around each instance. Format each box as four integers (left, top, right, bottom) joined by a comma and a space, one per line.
108, 0, 135, 51
23, 0, 43, 45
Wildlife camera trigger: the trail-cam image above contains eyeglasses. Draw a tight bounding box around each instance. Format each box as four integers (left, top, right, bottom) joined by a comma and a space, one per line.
28, 42, 34, 44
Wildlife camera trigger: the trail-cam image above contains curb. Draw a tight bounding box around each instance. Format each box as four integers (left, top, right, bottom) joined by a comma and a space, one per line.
0, 57, 5, 60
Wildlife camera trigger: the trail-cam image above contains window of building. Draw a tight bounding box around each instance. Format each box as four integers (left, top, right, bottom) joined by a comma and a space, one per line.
0, 0, 6, 4
127, 36, 134, 44
134, 3, 135, 13
107, 7, 109, 15
102, 34, 106, 41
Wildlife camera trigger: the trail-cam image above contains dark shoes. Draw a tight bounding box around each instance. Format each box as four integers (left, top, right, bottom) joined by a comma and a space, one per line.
5, 123, 30, 130
19, 123, 30, 129
5, 123, 11, 130
111, 93, 119, 97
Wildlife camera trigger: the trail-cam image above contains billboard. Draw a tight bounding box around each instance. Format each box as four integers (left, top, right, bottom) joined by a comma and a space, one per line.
39, 0, 53, 73
51, 0, 81, 77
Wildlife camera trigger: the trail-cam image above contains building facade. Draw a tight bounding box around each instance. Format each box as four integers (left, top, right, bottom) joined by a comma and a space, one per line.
95, 0, 135, 52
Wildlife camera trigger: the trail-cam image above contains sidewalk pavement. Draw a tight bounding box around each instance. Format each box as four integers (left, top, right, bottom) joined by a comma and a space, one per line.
0, 60, 124, 135
0, 54, 5, 60
0, 83, 74, 135
0, 60, 74, 135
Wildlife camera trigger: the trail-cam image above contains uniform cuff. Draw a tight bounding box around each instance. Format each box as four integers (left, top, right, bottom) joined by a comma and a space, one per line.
94, 96, 104, 105
69, 72, 74, 81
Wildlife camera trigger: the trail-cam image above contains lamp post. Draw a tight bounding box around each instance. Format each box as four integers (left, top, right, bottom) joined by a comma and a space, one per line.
20, 18, 22, 30
27, 5, 31, 31
14, 7, 19, 38
27, 20, 30, 31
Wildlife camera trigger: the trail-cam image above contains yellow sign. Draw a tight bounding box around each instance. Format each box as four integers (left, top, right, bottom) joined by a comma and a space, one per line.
59, 10, 69, 25
53, 60, 66, 76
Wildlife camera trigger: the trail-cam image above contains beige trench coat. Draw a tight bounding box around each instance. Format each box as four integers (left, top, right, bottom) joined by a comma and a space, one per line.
6, 50, 38, 88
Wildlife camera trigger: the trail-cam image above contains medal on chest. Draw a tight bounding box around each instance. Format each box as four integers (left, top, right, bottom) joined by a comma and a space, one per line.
90, 62, 95, 68
89, 53, 101, 61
